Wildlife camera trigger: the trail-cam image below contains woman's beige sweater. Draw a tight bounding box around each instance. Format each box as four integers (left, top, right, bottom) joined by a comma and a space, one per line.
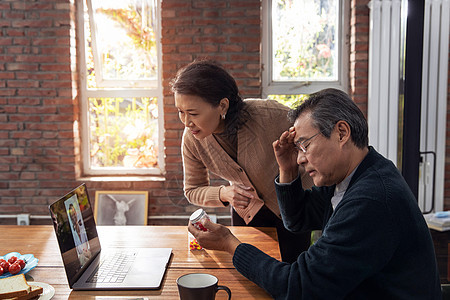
181, 99, 313, 224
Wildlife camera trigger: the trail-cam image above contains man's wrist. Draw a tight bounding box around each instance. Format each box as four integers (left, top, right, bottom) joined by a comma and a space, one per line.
226, 237, 241, 255
279, 168, 298, 183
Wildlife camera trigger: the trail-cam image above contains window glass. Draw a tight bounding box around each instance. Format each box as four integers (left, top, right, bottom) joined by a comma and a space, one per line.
268, 94, 308, 109
263, 0, 348, 97
272, 0, 339, 82
85, 0, 158, 88
88, 97, 159, 169
79, 0, 162, 175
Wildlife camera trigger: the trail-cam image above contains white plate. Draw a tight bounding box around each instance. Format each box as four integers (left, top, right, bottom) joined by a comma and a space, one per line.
28, 281, 55, 300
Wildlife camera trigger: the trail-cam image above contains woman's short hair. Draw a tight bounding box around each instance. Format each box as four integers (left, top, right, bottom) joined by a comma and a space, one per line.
170, 59, 245, 136
288, 88, 368, 148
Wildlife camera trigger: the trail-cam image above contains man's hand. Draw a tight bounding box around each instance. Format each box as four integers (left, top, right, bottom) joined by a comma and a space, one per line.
273, 127, 300, 183
220, 184, 254, 209
188, 219, 241, 255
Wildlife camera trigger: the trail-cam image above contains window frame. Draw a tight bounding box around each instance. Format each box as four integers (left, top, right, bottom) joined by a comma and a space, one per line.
262, 0, 350, 97
76, 0, 165, 176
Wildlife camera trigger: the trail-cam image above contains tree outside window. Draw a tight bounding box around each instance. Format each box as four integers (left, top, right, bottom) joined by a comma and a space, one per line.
263, 0, 348, 103
79, 0, 163, 175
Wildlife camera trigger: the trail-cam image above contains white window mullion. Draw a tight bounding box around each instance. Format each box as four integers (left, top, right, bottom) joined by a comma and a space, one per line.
86, 0, 104, 88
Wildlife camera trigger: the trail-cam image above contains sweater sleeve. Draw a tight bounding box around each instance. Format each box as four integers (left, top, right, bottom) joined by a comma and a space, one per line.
275, 175, 328, 232
181, 131, 225, 207
233, 195, 399, 299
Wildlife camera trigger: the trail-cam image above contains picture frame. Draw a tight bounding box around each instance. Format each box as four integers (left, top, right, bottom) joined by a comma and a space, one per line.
94, 191, 148, 226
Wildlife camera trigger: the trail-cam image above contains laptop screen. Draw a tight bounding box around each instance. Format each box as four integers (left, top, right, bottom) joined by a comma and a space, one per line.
49, 183, 101, 286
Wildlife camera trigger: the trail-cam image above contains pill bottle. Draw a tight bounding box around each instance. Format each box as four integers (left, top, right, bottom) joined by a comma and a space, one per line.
188, 208, 210, 250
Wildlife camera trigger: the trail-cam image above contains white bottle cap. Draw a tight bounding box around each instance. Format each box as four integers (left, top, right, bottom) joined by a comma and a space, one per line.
189, 208, 206, 224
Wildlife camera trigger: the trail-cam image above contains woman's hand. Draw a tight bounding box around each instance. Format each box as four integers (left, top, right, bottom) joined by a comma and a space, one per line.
273, 127, 300, 183
219, 185, 254, 209
188, 219, 241, 255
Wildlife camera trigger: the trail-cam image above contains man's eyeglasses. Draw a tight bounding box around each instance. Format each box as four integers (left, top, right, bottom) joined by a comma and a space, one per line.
294, 128, 327, 153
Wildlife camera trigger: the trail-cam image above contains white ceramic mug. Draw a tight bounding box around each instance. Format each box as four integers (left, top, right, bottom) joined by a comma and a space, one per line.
177, 273, 231, 300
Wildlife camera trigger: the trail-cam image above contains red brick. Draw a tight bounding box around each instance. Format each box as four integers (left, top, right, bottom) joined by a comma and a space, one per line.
161, 1, 191, 9
161, 36, 193, 44
161, 19, 193, 27
0, 89, 16, 96
178, 10, 202, 18
7, 80, 39, 88
229, 36, 259, 44
194, 36, 227, 44
41, 48, 69, 56
178, 44, 202, 53
12, 20, 53, 28
222, 10, 245, 18
202, 44, 219, 52
17, 89, 57, 97
6, 29, 25, 37
229, 54, 259, 62
14, 38, 32, 46
9, 115, 41, 122
0, 72, 14, 79
15, 55, 55, 63
193, 1, 227, 9
0, 205, 23, 213
0, 121, 17, 130
220, 44, 244, 52
203, 27, 219, 35
0, 20, 11, 27
6, 63, 38, 71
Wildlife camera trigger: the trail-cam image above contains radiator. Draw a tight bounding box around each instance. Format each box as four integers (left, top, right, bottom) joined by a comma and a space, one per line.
418, 0, 449, 213
368, 0, 403, 165
368, 0, 449, 213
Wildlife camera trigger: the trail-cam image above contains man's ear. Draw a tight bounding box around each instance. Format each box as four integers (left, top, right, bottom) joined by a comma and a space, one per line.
336, 120, 351, 143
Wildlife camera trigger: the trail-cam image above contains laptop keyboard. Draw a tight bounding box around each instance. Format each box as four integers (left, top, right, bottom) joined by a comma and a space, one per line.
87, 251, 137, 283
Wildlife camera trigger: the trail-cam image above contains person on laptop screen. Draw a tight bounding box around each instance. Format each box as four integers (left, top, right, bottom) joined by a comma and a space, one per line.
49, 184, 100, 279
66, 200, 91, 265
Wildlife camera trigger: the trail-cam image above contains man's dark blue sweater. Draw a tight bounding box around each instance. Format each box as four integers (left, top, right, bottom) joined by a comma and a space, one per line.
232, 147, 441, 299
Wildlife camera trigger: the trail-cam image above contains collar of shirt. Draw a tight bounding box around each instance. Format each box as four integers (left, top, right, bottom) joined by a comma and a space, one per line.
331, 166, 358, 210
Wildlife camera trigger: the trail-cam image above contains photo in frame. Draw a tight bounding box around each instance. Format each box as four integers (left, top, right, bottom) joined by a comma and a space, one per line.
94, 191, 148, 226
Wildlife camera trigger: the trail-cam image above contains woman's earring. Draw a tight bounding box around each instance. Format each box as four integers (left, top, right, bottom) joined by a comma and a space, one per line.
221, 114, 226, 120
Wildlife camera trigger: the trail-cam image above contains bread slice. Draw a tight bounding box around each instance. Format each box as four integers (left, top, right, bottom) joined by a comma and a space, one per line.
9, 284, 44, 300
0, 274, 31, 299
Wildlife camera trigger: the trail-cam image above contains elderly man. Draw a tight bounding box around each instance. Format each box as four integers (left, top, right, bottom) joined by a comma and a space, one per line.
188, 88, 442, 299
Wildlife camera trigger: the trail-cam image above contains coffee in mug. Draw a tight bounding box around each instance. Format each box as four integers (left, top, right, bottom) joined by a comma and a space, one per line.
177, 273, 231, 300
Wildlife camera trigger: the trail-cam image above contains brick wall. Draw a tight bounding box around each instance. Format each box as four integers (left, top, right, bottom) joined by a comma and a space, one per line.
350, 0, 370, 116
0, 0, 78, 221
1, 0, 446, 225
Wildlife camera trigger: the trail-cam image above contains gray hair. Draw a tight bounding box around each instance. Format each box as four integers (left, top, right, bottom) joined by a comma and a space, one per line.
288, 88, 368, 149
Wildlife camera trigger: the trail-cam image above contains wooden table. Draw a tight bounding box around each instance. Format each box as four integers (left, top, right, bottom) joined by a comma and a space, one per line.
0, 225, 280, 299
429, 229, 450, 283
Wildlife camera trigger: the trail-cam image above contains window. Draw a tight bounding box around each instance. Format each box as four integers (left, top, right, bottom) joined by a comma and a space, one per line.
77, 0, 164, 176
262, 0, 349, 98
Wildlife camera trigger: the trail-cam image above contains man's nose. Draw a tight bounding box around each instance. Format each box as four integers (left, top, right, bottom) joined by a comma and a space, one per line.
297, 150, 307, 165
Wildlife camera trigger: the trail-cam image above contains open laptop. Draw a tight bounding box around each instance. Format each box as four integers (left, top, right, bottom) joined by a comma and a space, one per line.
48, 183, 172, 290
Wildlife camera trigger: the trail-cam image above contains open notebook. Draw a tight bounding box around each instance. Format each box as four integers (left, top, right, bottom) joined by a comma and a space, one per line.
48, 183, 172, 290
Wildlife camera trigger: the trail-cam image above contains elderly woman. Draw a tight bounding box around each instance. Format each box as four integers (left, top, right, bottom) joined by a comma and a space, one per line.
170, 59, 313, 262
